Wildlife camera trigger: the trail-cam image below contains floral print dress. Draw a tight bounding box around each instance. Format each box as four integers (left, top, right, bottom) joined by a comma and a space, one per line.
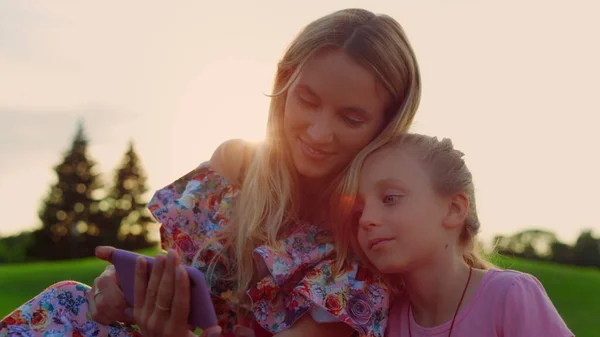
1, 162, 391, 337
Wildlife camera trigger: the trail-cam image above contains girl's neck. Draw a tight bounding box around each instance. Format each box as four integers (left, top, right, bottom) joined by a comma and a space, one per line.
397, 253, 480, 328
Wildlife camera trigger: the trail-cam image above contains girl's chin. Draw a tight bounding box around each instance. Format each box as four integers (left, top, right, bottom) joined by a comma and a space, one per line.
374, 259, 411, 275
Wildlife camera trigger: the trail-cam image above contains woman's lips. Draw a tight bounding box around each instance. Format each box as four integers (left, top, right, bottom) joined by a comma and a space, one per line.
299, 138, 333, 161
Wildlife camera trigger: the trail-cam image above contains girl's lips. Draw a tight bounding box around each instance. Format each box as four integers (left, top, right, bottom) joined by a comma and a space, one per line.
368, 238, 394, 250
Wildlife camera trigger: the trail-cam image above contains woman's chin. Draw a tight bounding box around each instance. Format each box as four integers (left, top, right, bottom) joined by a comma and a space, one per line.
294, 161, 334, 180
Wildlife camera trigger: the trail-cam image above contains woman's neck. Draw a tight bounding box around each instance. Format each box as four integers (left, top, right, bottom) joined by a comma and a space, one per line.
296, 175, 332, 223
396, 253, 478, 328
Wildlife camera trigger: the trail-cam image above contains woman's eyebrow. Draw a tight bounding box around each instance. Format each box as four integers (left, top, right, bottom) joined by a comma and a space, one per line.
297, 83, 371, 116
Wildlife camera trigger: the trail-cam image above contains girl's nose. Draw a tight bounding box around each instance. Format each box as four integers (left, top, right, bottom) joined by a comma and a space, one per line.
358, 206, 381, 230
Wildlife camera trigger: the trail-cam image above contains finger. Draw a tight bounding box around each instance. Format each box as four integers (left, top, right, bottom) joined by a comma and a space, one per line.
96, 283, 129, 320
200, 326, 223, 337
87, 283, 100, 319
123, 307, 135, 324
233, 325, 255, 337
95, 273, 127, 307
102, 264, 116, 275
92, 268, 131, 325
97, 265, 117, 287
95, 272, 122, 297
144, 254, 167, 314
134, 256, 148, 313
89, 278, 110, 323
156, 250, 178, 312
95, 246, 116, 262
170, 265, 190, 322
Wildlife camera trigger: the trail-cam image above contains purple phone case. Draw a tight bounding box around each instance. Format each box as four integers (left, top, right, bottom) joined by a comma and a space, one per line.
110, 249, 218, 329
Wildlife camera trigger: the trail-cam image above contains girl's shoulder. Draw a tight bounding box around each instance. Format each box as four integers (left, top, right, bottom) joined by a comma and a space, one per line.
469, 268, 548, 303
476, 268, 573, 336
248, 223, 392, 337
481, 268, 544, 293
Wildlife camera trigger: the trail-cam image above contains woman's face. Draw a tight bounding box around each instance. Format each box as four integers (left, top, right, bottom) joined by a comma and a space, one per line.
283, 48, 390, 180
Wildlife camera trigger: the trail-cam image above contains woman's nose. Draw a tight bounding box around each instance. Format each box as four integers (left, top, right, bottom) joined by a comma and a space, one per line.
306, 113, 334, 145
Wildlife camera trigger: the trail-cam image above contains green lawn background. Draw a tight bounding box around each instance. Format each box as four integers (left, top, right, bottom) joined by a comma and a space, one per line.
1, 249, 598, 336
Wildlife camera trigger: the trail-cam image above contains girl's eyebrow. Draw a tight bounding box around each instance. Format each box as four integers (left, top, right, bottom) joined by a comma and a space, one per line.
375, 177, 407, 191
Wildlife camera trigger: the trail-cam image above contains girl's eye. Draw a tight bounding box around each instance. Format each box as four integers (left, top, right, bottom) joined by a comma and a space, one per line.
383, 195, 402, 204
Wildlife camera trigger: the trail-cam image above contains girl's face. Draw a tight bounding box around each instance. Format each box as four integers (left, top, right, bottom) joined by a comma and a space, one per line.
356, 146, 451, 274
283, 48, 389, 180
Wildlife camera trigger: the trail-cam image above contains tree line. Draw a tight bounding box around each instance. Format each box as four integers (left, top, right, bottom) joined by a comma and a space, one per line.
0, 121, 156, 262
1, 122, 598, 268
494, 229, 600, 269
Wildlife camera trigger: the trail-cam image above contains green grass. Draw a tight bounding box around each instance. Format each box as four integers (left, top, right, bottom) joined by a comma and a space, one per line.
1, 252, 598, 336
0, 247, 161, 318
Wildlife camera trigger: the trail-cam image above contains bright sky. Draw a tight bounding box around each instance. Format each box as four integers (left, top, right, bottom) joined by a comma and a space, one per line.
1, 0, 598, 245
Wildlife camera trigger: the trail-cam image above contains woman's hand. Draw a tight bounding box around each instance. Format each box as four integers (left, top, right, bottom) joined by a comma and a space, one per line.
233, 325, 256, 337
134, 249, 222, 337
271, 315, 354, 337
87, 246, 134, 324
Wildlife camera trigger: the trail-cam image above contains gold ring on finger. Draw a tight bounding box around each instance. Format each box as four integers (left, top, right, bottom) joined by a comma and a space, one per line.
155, 303, 170, 311
93, 288, 102, 301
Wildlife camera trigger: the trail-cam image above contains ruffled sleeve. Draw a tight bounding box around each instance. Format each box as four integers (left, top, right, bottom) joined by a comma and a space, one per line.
147, 161, 238, 267
247, 224, 391, 337
147, 162, 241, 331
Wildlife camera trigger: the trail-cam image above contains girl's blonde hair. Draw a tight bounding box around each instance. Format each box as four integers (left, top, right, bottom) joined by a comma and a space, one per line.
217, 8, 422, 306
351, 133, 493, 276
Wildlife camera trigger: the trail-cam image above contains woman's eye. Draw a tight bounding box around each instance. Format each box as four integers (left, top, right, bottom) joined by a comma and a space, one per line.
297, 93, 317, 107
342, 116, 363, 127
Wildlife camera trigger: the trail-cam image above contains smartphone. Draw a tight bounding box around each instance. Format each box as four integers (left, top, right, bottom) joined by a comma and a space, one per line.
110, 249, 218, 330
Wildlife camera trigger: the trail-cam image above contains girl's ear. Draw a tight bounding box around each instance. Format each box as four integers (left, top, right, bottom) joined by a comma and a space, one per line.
443, 192, 469, 229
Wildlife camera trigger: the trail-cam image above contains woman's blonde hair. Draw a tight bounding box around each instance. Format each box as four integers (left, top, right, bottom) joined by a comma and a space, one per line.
219, 8, 422, 307
350, 133, 493, 279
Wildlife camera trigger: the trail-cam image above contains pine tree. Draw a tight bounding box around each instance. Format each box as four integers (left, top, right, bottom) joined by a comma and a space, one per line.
103, 140, 156, 250
28, 121, 103, 260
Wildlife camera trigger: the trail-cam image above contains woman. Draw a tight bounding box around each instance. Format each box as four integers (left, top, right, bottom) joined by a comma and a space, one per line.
1, 8, 421, 337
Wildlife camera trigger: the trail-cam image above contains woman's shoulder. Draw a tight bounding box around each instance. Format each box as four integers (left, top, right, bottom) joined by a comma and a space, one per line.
147, 139, 256, 266
210, 138, 257, 187
148, 138, 256, 232
147, 160, 238, 221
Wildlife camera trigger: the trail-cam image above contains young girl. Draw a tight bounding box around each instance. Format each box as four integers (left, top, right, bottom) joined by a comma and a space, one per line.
1, 8, 421, 337
353, 133, 574, 337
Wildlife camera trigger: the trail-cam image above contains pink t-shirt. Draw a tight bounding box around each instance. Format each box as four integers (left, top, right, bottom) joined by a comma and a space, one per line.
386, 269, 574, 337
